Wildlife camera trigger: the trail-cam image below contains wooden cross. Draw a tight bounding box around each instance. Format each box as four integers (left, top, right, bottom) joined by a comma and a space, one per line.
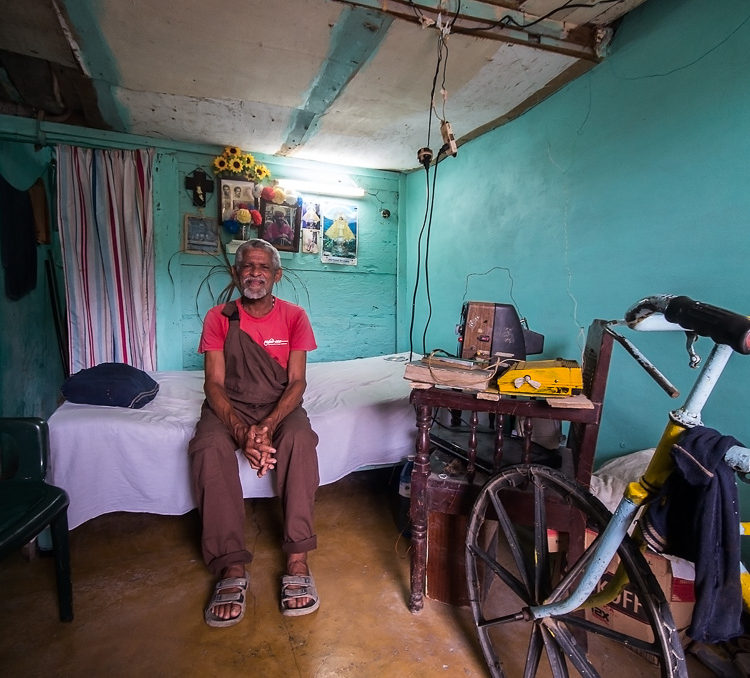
185, 168, 215, 207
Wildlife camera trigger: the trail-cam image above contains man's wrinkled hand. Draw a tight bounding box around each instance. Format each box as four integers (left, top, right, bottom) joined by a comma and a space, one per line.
243, 425, 277, 477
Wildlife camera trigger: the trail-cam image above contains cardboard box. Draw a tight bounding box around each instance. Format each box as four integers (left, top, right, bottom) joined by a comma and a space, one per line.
584, 529, 695, 655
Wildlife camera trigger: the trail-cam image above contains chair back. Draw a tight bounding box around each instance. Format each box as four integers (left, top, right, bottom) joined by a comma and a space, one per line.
0, 417, 48, 481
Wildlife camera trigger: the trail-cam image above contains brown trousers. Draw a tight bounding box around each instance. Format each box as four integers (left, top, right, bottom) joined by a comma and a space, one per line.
188, 302, 319, 576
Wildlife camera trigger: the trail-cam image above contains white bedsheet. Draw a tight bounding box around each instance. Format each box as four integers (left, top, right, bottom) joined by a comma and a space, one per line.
48, 353, 416, 529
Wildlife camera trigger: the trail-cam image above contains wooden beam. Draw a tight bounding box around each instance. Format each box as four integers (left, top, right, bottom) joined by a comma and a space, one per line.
334, 0, 610, 62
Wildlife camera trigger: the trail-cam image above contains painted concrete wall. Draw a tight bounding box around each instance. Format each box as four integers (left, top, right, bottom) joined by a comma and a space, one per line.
0, 142, 65, 418
400, 0, 750, 466
0, 119, 401, 418
156, 150, 400, 369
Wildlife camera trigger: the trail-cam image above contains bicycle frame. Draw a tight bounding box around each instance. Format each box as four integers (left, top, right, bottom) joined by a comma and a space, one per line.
528, 341, 750, 620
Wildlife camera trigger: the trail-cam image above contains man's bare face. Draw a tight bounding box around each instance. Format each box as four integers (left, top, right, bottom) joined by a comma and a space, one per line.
236, 248, 280, 300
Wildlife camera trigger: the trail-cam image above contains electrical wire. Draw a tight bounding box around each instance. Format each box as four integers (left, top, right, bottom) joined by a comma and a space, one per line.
420, 150, 442, 354
407, 168, 432, 360
408, 2, 462, 358
459, 0, 623, 33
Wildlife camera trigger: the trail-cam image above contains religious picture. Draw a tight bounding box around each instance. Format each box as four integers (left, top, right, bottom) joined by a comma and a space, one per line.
259, 198, 301, 252
301, 200, 322, 254
320, 200, 358, 265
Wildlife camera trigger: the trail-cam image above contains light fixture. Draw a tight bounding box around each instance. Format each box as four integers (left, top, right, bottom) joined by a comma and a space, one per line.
280, 178, 365, 198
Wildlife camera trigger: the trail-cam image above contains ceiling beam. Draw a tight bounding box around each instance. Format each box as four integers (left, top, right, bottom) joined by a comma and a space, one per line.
335, 0, 614, 62
278, 6, 393, 156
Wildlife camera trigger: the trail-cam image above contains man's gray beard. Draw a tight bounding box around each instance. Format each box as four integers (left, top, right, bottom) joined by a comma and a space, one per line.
242, 284, 267, 300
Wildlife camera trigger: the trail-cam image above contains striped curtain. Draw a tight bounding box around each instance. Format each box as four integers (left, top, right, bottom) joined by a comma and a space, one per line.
56, 146, 156, 373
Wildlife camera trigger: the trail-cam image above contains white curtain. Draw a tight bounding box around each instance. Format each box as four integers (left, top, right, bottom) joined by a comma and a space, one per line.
56, 146, 156, 373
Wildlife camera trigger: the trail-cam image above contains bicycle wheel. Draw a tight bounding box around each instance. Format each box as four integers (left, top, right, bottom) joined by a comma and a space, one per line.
465, 464, 686, 678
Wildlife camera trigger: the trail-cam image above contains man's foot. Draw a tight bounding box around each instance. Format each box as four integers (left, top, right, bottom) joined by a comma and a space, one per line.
280, 554, 320, 616
204, 564, 248, 628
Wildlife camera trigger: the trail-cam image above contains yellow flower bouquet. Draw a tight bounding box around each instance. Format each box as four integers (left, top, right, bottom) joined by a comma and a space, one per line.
212, 146, 271, 184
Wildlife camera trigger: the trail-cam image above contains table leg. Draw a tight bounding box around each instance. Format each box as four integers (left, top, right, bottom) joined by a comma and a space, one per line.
409, 402, 432, 612
493, 413, 505, 472
467, 410, 478, 482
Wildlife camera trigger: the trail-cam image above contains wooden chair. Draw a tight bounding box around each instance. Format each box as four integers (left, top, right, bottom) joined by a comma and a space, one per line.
408, 319, 614, 611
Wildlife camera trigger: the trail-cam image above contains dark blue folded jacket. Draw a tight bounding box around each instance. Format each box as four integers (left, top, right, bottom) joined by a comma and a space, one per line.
61, 362, 159, 409
641, 426, 743, 643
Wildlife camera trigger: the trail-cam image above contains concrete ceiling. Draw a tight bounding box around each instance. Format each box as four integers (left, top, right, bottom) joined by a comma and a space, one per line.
0, 0, 647, 171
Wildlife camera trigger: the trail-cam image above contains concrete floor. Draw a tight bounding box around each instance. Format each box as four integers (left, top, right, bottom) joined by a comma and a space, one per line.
0, 469, 489, 677
0, 468, 726, 677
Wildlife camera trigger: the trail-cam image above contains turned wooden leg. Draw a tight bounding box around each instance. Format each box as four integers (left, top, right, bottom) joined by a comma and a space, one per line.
409, 403, 432, 612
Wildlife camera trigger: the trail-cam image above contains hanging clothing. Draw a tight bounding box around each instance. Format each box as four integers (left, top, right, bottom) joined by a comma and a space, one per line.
0, 173, 37, 300
641, 426, 743, 643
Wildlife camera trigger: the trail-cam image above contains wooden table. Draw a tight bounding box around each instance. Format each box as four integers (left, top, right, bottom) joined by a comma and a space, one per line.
407, 319, 613, 612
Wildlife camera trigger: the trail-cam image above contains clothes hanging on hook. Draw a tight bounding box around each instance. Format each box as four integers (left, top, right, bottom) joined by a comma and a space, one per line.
0, 173, 37, 300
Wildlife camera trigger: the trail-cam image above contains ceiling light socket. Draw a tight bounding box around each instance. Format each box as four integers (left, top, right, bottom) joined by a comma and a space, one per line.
417, 147, 433, 167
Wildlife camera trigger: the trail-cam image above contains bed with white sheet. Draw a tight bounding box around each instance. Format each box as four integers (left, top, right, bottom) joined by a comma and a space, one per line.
48, 353, 416, 529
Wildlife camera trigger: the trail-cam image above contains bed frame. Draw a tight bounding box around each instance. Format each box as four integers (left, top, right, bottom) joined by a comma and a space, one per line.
48, 354, 415, 529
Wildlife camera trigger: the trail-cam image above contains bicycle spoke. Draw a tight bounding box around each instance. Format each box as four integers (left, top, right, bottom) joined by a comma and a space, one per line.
489, 484, 533, 594
468, 541, 530, 603
545, 618, 599, 678
558, 612, 674, 662
523, 624, 544, 678
539, 623, 571, 678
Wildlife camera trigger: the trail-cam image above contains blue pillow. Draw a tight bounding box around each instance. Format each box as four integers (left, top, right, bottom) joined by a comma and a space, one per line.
61, 362, 159, 409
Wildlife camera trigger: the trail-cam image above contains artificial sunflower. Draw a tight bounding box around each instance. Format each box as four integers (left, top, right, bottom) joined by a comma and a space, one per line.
212, 146, 272, 185
241, 153, 255, 170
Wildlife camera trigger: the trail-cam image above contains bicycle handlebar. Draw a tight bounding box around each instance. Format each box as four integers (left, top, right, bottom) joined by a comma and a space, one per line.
665, 296, 750, 354
625, 295, 750, 354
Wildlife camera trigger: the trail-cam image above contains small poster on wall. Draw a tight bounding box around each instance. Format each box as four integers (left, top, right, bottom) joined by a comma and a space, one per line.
320, 200, 358, 266
301, 200, 322, 254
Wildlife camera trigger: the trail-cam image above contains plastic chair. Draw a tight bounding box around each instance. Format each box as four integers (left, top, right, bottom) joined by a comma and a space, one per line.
0, 417, 73, 621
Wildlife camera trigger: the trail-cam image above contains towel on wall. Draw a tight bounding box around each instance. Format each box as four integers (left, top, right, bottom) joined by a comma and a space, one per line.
641, 426, 743, 643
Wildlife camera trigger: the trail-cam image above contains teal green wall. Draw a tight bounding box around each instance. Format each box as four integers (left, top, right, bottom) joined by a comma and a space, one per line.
155, 150, 400, 369
0, 118, 400, 418
401, 0, 750, 464
0, 142, 64, 418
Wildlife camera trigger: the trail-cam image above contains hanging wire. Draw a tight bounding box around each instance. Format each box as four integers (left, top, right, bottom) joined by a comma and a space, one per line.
459, 0, 623, 33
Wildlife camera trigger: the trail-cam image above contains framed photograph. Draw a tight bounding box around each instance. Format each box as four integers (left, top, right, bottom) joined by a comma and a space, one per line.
219, 178, 257, 224
183, 214, 219, 254
259, 198, 301, 252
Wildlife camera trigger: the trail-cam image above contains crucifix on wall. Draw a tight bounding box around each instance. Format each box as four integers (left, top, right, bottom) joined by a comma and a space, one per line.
185, 168, 215, 207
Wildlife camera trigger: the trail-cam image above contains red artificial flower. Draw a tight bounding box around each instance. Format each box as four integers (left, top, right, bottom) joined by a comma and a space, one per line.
261, 186, 275, 202
250, 209, 262, 226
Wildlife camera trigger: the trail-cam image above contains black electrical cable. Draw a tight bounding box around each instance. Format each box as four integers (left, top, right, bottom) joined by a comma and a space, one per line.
408, 3, 459, 358
420, 145, 452, 355
407, 166, 432, 360
461, 0, 623, 33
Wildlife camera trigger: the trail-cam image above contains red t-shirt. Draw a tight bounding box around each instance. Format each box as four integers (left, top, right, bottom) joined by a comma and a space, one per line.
198, 298, 317, 369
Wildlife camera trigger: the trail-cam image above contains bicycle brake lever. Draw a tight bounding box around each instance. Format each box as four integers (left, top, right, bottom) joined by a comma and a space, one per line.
685, 332, 701, 368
